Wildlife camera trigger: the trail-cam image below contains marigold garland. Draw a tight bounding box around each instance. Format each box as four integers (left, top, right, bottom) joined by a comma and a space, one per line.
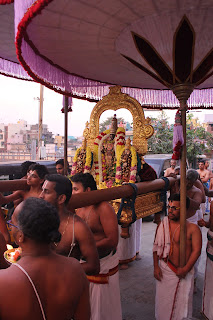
71, 146, 92, 176
115, 145, 137, 184
93, 127, 138, 187
93, 130, 110, 185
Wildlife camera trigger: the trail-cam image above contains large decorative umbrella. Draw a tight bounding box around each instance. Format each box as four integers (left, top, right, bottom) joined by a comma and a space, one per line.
0, 1, 31, 80
1, 0, 213, 266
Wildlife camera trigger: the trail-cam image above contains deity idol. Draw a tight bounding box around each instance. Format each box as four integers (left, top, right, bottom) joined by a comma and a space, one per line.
93, 114, 119, 188
115, 137, 137, 184
71, 138, 92, 176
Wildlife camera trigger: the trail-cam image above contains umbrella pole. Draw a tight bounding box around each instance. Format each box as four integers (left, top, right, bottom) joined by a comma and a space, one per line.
172, 84, 194, 268
180, 105, 187, 267
64, 96, 68, 176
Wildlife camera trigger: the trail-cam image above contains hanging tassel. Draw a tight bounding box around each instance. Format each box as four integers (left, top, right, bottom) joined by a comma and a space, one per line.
172, 111, 184, 160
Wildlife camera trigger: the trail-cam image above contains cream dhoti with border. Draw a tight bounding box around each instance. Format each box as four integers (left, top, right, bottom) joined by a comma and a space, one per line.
153, 216, 194, 320
87, 251, 122, 320
155, 260, 194, 320
202, 230, 213, 320
136, 218, 142, 254
117, 222, 136, 264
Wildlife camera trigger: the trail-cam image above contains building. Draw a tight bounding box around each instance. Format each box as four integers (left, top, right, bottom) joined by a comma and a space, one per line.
54, 134, 64, 149
203, 114, 213, 134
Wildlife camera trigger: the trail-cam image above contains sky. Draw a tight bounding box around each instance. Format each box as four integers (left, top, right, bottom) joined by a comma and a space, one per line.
0, 75, 211, 137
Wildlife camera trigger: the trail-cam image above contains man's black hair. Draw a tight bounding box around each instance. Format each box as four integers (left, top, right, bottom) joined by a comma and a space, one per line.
168, 193, 190, 210
21, 161, 35, 177
45, 174, 72, 204
28, 163, 49, 179
198, 159, 205, 164
56, 159, 64, 167
71, 173, 97, 191
17, 197, 61, 244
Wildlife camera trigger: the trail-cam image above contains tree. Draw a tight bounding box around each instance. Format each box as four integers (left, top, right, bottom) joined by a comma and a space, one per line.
147, 112, 213, 167
186, 114, 213, 166
99, 116, 125, 132
148, 112, 173, 154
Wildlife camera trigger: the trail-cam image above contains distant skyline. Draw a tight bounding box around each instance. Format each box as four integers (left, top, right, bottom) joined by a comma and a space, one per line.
0, 75, 211, 137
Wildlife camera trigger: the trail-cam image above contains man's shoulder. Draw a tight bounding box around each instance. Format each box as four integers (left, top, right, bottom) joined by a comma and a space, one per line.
186, 221, 201, 233
95, 201, 113, 210
192, 185, 202, 193
72, 214, 92, 232
165, 168, 172, 174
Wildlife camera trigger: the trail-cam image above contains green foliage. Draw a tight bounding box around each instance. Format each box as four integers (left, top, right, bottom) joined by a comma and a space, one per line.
186, 114, 213, 165
99, 116, 125, 132
148, 113, 173, 154
148, 112, 213, 166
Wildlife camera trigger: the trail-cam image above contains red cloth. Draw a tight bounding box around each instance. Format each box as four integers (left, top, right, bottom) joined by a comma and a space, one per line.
138, 163, 157, 181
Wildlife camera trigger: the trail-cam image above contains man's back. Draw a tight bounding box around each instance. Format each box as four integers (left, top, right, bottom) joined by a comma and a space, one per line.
0, 253, 89, 320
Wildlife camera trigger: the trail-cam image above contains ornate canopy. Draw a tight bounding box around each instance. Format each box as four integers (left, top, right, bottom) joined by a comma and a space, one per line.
0, 0, 212, 108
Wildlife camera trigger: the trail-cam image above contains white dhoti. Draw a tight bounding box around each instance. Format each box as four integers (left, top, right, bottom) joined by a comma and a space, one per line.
155, 260, 194, 320
187, 209, 201, 279
117, 222, 136, 264
202, 230, 213, 320
136, 218, 142, 254
88, 251, 122, 320
201, 202, 206, 217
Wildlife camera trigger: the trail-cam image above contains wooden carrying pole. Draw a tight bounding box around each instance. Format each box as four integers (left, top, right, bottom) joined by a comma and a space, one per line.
179, 106, 187, 267
0, 177, 175, 209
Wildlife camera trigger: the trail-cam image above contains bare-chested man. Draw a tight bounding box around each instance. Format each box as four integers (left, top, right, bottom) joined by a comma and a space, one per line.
198, 201, 213, 319
173, 169, 204, 222
204, 160, 213, 179
197, 159, 210, 184
153, 193, 202, 320
0, 197, 90, 320
164, 159, 177, 177
0, 163, 49, 205
71, 172, 122, 320
197, 160, 210, 217
39, 174, 100, 275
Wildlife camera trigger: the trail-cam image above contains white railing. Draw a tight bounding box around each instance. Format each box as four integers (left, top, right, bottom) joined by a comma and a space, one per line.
0, 152, 73, 164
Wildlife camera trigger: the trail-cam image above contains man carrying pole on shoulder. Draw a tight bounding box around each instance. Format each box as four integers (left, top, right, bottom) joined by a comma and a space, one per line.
153, 193, 202, 320
71, 172, 122, 320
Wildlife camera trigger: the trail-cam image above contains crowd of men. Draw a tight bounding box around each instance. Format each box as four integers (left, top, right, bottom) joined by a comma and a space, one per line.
0, 158, 212, 319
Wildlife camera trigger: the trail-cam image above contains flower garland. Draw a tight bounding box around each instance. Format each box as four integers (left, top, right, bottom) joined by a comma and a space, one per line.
0, 0, 14, 4
129, 146, 137, 183
71, 146, 92, 176
115, 127, 126, 184
93, 130, 110, 185
115, 145, 137, 184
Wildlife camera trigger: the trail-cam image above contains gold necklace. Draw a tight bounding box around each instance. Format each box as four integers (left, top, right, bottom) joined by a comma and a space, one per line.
54, 212, 70, 247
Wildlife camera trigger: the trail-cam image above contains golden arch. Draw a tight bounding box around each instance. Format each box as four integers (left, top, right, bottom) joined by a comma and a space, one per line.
85, 86, 154, 155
